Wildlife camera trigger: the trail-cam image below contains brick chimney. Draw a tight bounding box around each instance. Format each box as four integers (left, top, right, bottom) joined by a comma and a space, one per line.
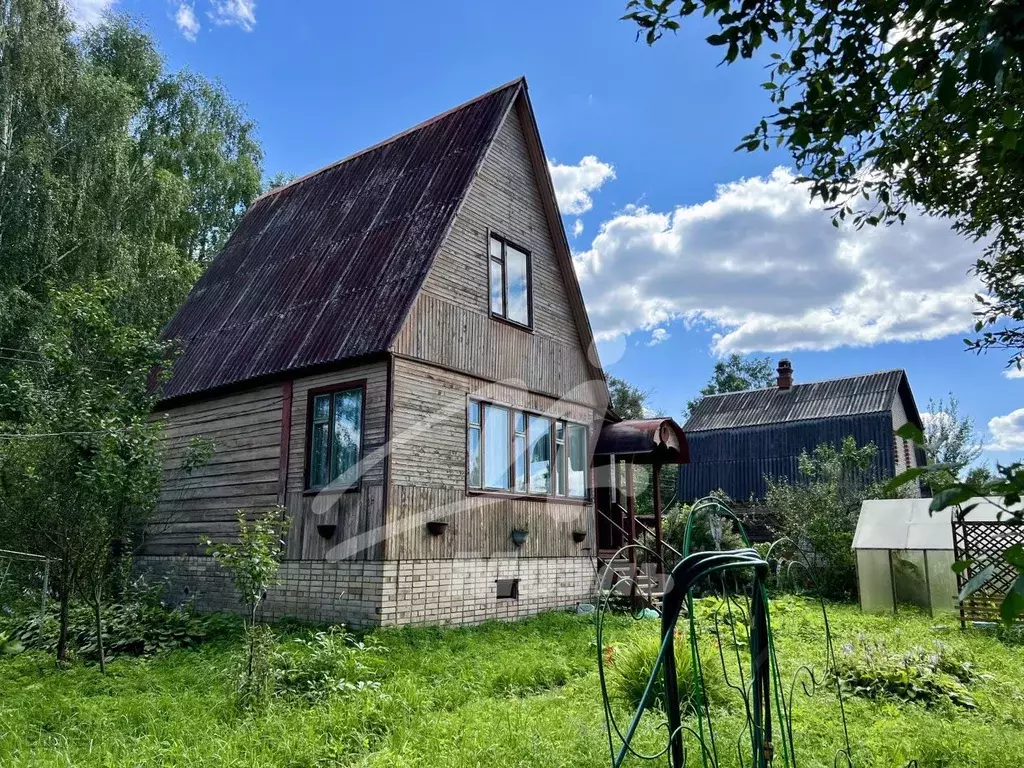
777, 359, 793, 390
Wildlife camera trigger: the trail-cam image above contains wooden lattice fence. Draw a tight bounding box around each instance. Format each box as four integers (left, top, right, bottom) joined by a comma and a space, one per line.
952, 511, 1024, 628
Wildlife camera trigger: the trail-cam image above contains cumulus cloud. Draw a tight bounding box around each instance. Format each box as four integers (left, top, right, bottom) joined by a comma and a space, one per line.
573, 167, 981, 353
988, 408, 1024, 452
1004, 367, 1024, 379
647, 328, 670, 346
548, 156, 615, 216
66, 0, 116, 27
175, 3, 201, 40
209, 0, 255, 31
572, 219, 584, 239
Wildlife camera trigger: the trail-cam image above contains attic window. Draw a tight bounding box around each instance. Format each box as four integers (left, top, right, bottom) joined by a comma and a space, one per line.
489, 234, 531, 328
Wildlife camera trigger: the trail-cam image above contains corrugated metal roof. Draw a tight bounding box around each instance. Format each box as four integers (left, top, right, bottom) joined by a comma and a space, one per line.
158, 79, 522, 403
683, 370, 911, 433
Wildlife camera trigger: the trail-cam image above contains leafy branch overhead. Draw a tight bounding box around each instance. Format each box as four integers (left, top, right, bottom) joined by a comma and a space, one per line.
624, 0, 1024, 368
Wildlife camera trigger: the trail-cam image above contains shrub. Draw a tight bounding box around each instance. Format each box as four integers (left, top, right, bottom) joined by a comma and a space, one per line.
0, 578, 237, 660
274, 626, 384, 702
766, 437, 900, 600
607, 627, 725, 714
835, 638, 978, 708
205, 507, 289, 709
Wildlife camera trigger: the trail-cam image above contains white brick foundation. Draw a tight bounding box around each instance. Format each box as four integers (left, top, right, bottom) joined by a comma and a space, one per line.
136, 556, 597, 628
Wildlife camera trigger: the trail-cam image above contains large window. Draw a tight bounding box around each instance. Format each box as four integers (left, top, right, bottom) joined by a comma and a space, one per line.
467, 398, 587, 498
306, 384, 364, 490
488, 234, 531, 327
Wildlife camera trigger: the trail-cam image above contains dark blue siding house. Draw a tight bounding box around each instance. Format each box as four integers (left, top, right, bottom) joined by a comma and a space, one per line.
678, 360, 925, 505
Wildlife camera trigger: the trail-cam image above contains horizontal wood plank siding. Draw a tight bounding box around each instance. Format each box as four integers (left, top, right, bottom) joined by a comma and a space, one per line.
387, 357, 597, 560
145, 383, 284, 556
391, 104, 601, 408
283, 362, 388, 561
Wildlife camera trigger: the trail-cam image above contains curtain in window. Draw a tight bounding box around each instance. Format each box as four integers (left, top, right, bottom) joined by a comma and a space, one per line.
484, 404, 510, 489
567, 424, 587, 497
528, 415, 550, 493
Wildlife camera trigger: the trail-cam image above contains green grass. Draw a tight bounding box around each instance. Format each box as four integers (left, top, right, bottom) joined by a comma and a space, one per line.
2, 601, 1024, 766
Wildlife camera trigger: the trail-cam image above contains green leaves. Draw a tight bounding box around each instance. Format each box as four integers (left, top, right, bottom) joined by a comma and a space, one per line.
621, 0, 1024, 374
1002, 574, 1024, 625
957, 563, 995, 604
930, 486, 978, 513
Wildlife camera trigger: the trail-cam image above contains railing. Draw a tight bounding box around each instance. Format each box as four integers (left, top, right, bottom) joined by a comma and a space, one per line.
597, 502, 684, 564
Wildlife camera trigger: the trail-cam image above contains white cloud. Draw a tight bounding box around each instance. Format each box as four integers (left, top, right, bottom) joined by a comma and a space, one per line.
209, 0, 255, 31
66, 0, 116, 27
988, 408, 1024, 452
572, 219, 584, 239
1003, 367, 1024, 379
573, 167, 981, 353
548, 156, 615, 216
647, 328, 670, 346
175, 3, 201, 40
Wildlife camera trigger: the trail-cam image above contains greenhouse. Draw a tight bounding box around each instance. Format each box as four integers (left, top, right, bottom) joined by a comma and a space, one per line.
852, 498, 997, 615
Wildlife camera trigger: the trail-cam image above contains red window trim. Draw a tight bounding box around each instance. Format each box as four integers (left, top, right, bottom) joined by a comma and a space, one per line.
303, 380, 367, 494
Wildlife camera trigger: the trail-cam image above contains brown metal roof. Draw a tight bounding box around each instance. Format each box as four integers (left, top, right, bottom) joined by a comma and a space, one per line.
683, 369, 922, 433
594, 418, 690, 465
158, 79, 523, 403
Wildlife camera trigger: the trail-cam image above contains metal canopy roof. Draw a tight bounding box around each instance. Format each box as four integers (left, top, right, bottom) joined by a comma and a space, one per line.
594, 419, 689, 465
853, 497, 1016, 551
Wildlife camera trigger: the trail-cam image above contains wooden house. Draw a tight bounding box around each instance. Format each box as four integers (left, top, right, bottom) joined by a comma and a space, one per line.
140, 78, 687, 627
678, 360, 925, 510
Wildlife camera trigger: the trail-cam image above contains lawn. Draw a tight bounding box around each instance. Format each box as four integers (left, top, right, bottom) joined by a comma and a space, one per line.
2, 599, 1024, 767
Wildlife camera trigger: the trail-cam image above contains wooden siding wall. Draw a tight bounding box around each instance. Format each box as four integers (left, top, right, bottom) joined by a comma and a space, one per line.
391, 102, 601, 409
283, 362, 388, 561
387, 357, 597, 560
146, 384, 284, 555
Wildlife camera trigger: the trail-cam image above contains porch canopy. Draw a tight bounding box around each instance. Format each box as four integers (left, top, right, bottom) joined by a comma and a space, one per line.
594, 418, 689, 570
594, 418, 690, 465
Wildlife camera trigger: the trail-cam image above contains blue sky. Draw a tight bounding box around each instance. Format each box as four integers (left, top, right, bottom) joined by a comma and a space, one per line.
74, 0, 1023, 465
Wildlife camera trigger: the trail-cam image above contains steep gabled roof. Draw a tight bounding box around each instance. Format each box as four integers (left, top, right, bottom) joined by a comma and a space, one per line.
683, 369, 923, 433
158, 80, 524, 403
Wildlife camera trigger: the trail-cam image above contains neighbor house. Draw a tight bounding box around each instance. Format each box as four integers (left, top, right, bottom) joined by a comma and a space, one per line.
139, 78, 687, 627
678, 360, 926, 514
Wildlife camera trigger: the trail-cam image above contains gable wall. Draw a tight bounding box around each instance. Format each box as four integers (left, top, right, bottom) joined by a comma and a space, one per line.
390, 101, 601, 409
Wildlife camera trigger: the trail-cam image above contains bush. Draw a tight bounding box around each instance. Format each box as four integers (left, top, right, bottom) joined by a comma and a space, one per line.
766, 437, 900, 600
835, 638, 978, 708
607, 626, 726, 714
0, 579, 237, 660
274, 626, 384, 703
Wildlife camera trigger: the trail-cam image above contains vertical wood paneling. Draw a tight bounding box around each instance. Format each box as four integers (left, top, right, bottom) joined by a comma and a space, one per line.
388, 357, 597, 559
283, 361, 388, 561
390, 106, 601, 409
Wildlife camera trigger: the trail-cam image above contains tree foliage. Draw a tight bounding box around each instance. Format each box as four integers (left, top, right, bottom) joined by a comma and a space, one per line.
923, 394, 983, 483
0, 1, 262, 348
608, 374, 652, 420
686, 354, 776, 415
0, 283, 173, 664
625, 0, 1024, 367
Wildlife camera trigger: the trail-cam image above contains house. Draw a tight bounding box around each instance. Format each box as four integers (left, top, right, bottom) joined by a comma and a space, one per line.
138, 78, 687, 627
678, 360, 926, 510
